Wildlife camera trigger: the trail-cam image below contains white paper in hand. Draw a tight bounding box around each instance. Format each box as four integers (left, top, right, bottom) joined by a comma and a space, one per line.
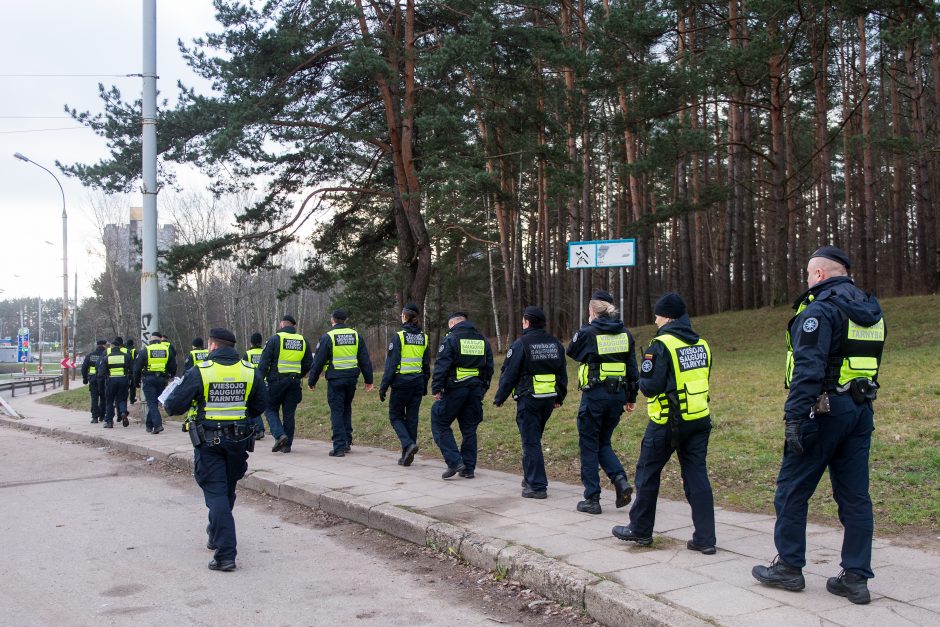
158, 377, 183, 406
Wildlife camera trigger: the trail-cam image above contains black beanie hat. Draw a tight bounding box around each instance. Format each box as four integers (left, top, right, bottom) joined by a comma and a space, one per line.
654, 292, 687, 319
209, 327, 236, 344
192, 337, 204, 349
591, 289, 614, 304
250, 332, 263, 346
522, 305, 547, 326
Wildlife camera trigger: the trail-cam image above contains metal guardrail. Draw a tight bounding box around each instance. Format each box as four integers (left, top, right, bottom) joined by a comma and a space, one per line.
0, 374, 63, 397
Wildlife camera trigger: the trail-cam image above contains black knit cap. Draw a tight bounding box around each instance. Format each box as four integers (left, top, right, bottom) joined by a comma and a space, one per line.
654, 292, 687, 319
150, 331, 163, 339
112, 336, 124, 346
523, 305, 546, 326
281, 314, 297, 325
402, 302, 420, 316
448, 310, 469, 322
250, 332, 263, 346
126, 339, 135, 347
192, 337, 204, 349
331, 309, 348, 321
96, 339, 107, 346
810, 245, 851, 270
209, 327, 236, 344
591, 289, 614, 304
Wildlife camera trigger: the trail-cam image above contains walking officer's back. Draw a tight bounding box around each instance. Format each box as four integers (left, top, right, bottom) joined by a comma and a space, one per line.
612, 292, 716, 554
164, 327, 267, 572
133, 330, 177, 434
308, 309, 374, 457
494, 306, 567, 499
257, 314, 313, 453
379, 303, 430, 466
753, 246, 886, 605
431, 311, 494, 479
101, 336, 133, 429
566, 290, 639, 515
81, 339, 107, 423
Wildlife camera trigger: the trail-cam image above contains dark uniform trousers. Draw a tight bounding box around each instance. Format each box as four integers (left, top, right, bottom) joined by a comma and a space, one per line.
629, 418, 715, 547
104, 378, 129, 423
194, 432, 249, 563
141, 374, 167, 430
774, 394, 874, 578
88, 375, 104, 419
264, 376, 301, 445
389, 381, 423, 451
327, 378, 358, 452
431, 384, 483, 471
516, 396, 555, 491
577, 387, 627, 499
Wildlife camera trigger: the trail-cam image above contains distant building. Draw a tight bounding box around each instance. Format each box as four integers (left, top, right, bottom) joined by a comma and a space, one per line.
103, 206, 177, 287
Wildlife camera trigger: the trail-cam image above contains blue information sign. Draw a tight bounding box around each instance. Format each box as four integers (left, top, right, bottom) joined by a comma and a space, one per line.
16, 327, 30, 363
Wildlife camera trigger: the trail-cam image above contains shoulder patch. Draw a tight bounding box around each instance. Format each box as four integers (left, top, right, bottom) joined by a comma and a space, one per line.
571, 332, 578, 343
438, 344, 445, 352
388, 342, 394, 351
505, 348, 513, 359
641, 359, 653, 373
802, 317, 819, 333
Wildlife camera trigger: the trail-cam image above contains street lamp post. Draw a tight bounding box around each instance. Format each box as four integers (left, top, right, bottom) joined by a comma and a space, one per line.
14, 152, 69, 390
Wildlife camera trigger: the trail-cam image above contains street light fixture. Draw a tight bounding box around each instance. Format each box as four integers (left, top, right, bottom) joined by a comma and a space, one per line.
14, 152, 69, 390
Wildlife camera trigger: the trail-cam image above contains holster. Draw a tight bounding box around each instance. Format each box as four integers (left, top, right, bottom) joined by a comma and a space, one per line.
848, 379, 878, 404
667, 391, 682, 450
187, 421, 205, 447
604, 377, 625, 393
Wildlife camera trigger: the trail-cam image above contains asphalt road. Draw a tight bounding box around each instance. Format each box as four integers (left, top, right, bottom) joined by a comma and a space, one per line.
0, 427, 590, 626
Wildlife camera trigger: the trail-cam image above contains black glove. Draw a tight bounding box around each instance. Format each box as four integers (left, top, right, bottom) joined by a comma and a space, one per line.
379, 389, 387, 403
493, 399, 503, 408
785, 418, 818, 456
82, 378, 88, 385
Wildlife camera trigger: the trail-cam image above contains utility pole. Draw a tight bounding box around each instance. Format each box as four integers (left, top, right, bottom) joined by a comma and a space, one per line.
140, 0, 159, 345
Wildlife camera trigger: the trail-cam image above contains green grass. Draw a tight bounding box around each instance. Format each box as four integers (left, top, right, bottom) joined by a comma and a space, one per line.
42, 295, 940, 534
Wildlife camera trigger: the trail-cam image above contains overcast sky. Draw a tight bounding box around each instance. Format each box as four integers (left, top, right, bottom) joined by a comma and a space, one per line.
0, 1, 220, 301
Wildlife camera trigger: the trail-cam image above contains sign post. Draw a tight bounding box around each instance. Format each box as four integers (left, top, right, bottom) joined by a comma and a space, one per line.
568, 239, 636, 325
16, 327, 29, 373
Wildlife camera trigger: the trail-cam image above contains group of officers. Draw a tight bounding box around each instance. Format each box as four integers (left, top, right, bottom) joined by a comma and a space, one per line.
80, 245, 884, 607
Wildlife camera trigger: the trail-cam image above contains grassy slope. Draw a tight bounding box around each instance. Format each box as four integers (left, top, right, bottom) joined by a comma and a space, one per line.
42, 295, 940, 533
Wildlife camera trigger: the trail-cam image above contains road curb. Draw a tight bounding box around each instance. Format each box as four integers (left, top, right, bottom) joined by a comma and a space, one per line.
0, 414, 709, 626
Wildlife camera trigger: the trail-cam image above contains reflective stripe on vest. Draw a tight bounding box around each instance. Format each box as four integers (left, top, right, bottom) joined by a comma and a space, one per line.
106, 352, 126, 377
245, 347, 263, 369
785, 297, 812, 388
646, 334, 711, 425
396, 330, 427, 375
146, 343, 169, 373
198, 361, 255, 420
190, 349, 209, 364
277, 332, 306, 373
455, 338, 484, 380
89, 354, 99, 376
838, 318, 885, 385
327, 328, 359, 370
577, 332, 629, 388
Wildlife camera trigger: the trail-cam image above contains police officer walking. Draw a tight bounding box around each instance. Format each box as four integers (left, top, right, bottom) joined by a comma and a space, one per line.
243, 332, 266, 439
184, 337, 209, 372
379, 303, 430, 466
133, 331, 177, 434
494, 306, 567, 499
258, 315, 313, 453
81, 339, 107, 423
753, 246, 885, 605
309, 309, 374, 457
125, 338, 139, 404
100, 336, 132, 429
163, 327, 267, 572
567, 290, 639, 515
431, 311, 494, 479
613, 293, 716, 553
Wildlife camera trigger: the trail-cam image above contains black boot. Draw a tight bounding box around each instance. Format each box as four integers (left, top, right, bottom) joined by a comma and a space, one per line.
576, 495, 602, 515
612, 525, 653, 546
752, 556, 805, 591
612, 474, 633, 508
826, 570, 870, 605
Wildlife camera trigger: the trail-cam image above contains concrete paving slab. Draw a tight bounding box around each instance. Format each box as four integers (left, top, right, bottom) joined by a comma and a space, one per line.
564, 547, 659, 573
876, 545, 940, 571
820, 598, 940, 626
521, 533, 609, 559
749, 572, 850, 613
661, 581, 781, 618
610, 561, 713, 594
864, 564, 940, 603
713, 509, 776, 525
720, 604, 831, 627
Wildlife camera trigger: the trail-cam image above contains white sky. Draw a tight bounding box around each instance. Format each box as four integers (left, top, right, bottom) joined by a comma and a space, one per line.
0, 1, 220, 301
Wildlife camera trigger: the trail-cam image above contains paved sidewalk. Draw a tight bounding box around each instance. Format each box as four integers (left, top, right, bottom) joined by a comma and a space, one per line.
3, 389, 940, 626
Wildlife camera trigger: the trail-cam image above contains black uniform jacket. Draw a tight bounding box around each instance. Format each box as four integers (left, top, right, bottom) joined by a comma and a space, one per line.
639, 314, 705, 401
309, 324, 374, 387
380, 322, 431, 394
257, 326, 313, 381
566, 316, 639, 403
494, 327, 568, 406
431, 320, 494, 395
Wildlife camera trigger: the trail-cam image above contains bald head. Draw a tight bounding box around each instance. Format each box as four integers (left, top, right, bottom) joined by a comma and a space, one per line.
807, 256, 847, 288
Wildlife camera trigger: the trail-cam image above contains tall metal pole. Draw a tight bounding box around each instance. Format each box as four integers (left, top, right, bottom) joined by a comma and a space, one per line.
140, 0, 159, 345
37, 297, 43, 374
13, 152, 68, 388
579, 269, 584, 326
72, 272, 78, 380
619, 268, 624, 321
